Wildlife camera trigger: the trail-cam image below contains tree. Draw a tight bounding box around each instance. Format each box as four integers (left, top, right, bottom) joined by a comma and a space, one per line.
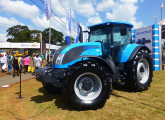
31, 30, 42, 42
70, 36, 75, 43
6, 25, 31, 42
6, 25, 42, 42
42, 28, 64, 45
59, 36, 75, 46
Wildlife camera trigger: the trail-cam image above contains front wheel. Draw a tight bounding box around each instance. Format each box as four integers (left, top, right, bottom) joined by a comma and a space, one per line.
124, 49, 153, 91
62, 61, 112, 110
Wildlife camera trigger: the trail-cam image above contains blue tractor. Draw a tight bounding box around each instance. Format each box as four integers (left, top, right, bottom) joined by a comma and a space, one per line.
35, 21, 153, 110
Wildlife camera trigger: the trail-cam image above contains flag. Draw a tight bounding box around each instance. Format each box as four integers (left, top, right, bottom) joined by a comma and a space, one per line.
75, 21, 80, 43
66, 9, 71, 36
44, 0, 51, 20
65, 9, 71, 44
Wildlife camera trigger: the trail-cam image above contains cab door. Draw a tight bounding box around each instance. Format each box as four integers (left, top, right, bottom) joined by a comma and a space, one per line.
112, 26, 131, 62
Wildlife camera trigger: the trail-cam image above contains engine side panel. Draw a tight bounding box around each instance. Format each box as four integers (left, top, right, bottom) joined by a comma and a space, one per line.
53, 42, 102, 68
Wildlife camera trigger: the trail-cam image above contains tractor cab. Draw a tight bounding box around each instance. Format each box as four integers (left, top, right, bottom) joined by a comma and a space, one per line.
88, 21, 133, 62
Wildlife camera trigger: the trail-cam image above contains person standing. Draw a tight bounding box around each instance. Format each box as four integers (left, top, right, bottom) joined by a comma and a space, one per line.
47, 54, 49, 64
23, 55, 30, 74
7, 56, 12, 75
41, 54, 44, 63
32, 53, 36, 67
12, 56, 19, 77
34, 54, 42, 69
18, 55, 24, 71
10, 53, 14, 60
1, 54, 7, 72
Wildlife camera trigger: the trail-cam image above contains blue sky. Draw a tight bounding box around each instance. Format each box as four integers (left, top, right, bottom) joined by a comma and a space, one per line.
0, 0, 164, 42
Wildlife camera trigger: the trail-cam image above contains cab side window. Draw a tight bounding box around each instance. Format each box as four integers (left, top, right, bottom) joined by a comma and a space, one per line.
113, 26, 130, 46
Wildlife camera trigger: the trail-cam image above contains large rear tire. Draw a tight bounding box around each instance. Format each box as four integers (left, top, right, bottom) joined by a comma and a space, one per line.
124, 49, 153, 91
62, 60, 112, 110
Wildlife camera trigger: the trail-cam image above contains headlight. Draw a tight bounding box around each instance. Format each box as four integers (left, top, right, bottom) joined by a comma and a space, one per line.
55, 54, 64, 65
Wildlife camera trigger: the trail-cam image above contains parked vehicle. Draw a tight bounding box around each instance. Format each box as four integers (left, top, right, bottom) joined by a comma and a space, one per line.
35, 21, 153, 110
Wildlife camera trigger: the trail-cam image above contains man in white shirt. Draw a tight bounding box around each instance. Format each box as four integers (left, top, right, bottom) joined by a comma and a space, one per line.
34, 54, 42, 69
1, 54, 7, 72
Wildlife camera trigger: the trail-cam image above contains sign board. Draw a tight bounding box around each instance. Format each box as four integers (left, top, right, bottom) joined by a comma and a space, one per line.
0, 42, 40, 49
0, 42, 61, 50
135, 26, 152, 51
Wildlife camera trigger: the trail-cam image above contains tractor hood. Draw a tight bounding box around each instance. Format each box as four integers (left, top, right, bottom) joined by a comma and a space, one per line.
52, 42, 102, 68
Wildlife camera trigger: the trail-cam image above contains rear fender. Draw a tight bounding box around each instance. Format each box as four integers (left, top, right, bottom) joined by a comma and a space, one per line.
127, 46, 151, 61
119, 44, 151, 62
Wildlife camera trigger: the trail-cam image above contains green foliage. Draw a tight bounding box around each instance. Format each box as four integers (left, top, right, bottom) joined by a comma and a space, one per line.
7, 25, 32, 42
70, 36, 75, 43
58, 36, 75, 46
31, 30, 42, 42
6, 25, 65, 45
42, 28, 64, 45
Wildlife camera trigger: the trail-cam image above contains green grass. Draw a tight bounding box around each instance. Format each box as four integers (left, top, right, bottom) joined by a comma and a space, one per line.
0, 71, 165, 120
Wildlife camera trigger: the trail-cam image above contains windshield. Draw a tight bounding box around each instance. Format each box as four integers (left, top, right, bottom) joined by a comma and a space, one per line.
88, 27, 111, 43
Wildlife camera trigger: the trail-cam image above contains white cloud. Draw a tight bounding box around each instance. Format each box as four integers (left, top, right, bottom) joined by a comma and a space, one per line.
88, 12, 102, 25
96, 0, 115, 11
51, 0, 67, 17
105, 0, 143, 29
31, 16, 49, 29
63, 0, 95, 17
0, 16, 24, 28
0, 34, 7, 42
0, 0, 40, 19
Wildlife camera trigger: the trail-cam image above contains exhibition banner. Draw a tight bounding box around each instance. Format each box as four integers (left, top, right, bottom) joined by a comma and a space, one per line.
75, 21, 80, 43
135, 26, 152, 51
44, 0, 51, 20
66, 9, 71, 36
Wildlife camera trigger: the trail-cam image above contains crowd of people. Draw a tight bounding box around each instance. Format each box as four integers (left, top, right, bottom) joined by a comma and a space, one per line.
0, 53, 44, 77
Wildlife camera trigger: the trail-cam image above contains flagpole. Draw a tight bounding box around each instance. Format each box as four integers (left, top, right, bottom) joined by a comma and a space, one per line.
40, 33, 42, 56
49, 0, 51, 62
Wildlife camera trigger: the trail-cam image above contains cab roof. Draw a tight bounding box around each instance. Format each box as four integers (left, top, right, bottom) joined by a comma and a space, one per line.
88, 21, 134, 29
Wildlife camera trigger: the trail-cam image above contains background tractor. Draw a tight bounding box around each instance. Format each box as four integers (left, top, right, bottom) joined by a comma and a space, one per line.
35, 21, 153, 110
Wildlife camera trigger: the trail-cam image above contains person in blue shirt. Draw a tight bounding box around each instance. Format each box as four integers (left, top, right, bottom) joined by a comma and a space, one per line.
41, 54, 44, 63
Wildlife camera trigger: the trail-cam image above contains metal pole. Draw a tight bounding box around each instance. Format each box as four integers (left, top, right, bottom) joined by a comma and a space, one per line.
153, 13, 157, 24
160, 3, 163, 21
20, 70, 21, 98
40, 33, 42, 56
161, 8, 162, 21
49, 0, 51, 62
17, 69, 24, 99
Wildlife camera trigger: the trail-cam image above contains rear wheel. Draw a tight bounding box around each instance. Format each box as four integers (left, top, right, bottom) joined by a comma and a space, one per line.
124, 49, 153, 91
62, 60, 112, 110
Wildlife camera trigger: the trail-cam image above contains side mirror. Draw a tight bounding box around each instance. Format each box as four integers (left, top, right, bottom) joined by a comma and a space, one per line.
120, 27, 127, 36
